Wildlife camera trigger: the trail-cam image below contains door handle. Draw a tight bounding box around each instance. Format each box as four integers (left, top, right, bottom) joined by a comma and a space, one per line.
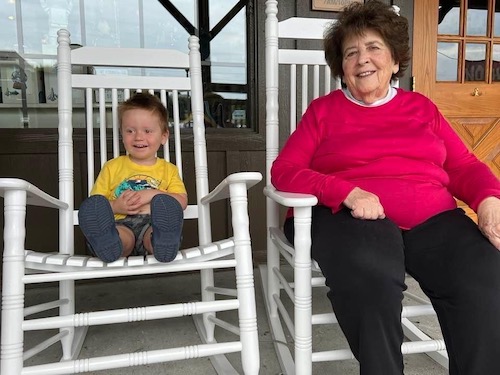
471, 88, 481, 96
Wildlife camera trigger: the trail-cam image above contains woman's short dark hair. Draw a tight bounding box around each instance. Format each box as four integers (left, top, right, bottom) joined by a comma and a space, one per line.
118, 92, 169, 133
324, 0, 410, 80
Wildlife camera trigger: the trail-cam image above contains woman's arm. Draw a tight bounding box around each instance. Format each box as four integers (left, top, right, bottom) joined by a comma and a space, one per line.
271, 101, 356, 212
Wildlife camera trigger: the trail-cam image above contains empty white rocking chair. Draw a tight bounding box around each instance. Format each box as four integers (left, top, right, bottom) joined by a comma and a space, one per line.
0, 29, 261, 374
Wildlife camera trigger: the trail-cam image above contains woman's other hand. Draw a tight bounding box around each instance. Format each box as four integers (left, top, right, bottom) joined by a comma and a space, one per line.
478, 196, 500, 250
343, 187, 386, 220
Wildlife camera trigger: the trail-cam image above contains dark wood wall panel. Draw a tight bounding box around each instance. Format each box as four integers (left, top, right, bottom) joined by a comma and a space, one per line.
0, 153, 60, 253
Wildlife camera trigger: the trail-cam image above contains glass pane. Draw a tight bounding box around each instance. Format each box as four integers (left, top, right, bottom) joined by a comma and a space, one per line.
0, 0, 253, 130
466, 7, 487, 36
0, 54, 43, 128
493, 44, 500, 81
495, 0, 500, 37
465, 43, 486, 81
210, 6, 247, 129
437, 42, 459, 81
143, 1, 189, 51
22, 0, 81, 55
205, 92, 247, 128
0, 0, 18, 51
438, 1, 460, 35
84, 0, 139, 48
210, 0, 240, 28
211, 7, 246, 85
171, 0, 195, 26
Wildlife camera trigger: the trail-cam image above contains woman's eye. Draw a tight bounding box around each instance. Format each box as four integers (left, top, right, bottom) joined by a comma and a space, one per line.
345, 51, 357, 59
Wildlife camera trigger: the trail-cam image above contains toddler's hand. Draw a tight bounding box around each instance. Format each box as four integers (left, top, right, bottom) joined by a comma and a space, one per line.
112, 190, 142, 215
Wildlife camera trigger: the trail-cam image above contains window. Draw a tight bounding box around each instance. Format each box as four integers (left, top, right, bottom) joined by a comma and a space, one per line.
437, 0, 500, 83
0, 0, 252, 130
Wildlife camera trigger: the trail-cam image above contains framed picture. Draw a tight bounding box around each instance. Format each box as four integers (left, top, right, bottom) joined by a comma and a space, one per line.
312, 0, 363, 12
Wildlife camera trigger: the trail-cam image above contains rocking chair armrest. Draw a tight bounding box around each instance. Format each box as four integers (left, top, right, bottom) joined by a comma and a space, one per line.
264, 185, 318, 208
0, 178, 68, 210
200, 172, 262, 205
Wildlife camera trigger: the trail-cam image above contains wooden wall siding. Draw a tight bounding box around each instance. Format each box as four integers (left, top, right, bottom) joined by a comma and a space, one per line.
0, 129, 267, 263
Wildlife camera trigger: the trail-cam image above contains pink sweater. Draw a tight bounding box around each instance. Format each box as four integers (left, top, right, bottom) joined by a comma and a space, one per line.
271, 89, 500, 229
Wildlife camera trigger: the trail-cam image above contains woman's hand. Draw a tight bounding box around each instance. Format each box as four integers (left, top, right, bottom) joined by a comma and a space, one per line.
343, 187, 386, 220
477, 196, 500, 250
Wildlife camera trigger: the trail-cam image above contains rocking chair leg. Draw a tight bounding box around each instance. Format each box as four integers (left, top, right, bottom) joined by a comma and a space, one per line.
200, 268, 216, 342
59, 280, 76, 360
1, 190, 27, 375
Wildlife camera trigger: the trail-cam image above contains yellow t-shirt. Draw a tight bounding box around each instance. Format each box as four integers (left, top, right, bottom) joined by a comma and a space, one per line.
90, 155, 186, 220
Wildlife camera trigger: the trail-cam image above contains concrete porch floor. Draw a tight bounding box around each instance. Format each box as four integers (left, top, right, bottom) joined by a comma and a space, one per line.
19, 265, 448, 374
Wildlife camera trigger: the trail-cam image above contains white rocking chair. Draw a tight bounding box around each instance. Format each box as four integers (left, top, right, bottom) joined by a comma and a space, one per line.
260, 1, 448, 374
0, 29, 261, 374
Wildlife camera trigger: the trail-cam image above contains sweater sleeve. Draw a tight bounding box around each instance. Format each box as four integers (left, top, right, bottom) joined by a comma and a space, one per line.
434, 108, 500, 211
270, 99, 356, 211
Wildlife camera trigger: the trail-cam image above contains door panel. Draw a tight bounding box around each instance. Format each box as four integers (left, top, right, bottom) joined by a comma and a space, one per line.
413, 0, 500, 220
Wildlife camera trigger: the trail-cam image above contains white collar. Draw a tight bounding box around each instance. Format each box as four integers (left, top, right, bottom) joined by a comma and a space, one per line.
342, 86, 397, 107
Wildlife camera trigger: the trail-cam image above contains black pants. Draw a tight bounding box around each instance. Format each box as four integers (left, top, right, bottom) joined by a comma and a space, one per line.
284, 207, 500, 375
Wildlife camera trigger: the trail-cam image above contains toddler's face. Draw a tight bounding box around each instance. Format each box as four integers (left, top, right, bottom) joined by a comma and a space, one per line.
121, 108, 168, 165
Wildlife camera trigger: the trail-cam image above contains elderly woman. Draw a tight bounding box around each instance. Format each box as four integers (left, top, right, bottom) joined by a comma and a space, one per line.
271, 1, 500, 374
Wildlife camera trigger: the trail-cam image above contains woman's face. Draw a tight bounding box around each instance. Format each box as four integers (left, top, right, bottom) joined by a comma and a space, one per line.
341, 29, 399, 104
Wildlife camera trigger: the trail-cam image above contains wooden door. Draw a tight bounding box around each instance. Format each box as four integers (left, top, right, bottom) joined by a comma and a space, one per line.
413, 0, 500, 220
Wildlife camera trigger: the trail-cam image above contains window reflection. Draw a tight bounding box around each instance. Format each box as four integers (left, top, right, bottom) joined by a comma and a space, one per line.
465, 43, 486, 81
493, 44, 500, 81
437, 42, 459, 81
211, 8, 246, 85
171, 0, 195, 25
85, 1, 139, 48
437, 0, 500, 84
0, 0, 250, 130
438, 1, 460, 35
22, 0, 81, 55
143, 1, 189, 51
466, 8, 487, 36
495, 0, 500, 37
0, 1, 18, 51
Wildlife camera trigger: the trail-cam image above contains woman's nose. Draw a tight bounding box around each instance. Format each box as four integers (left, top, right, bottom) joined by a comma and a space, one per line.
357, 49, 369, 64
